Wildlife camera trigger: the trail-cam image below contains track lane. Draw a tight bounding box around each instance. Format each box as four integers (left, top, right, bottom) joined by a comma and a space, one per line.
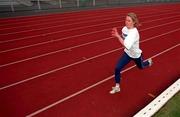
31, 46, 180, 117
1, 14, 180, 65
0, 10, 179, 53
0, 16, 180, 88
0, 20, 180, 88
0, 10, 179, 35
0, 28, 179, 117
1, 11, 180, 42
1, 13, 180, 52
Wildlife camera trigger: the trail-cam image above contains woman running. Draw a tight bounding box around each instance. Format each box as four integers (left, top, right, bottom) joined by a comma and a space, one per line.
110, 12, 152, 94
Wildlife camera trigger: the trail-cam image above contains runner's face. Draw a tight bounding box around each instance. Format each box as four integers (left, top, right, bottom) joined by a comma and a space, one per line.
125, 16, 134, 29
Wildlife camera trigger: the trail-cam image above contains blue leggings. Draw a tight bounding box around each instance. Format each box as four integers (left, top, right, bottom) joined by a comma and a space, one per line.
115, 52, 149, 83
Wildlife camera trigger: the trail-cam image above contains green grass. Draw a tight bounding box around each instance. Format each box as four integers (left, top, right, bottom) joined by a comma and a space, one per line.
153, 91, 180, 117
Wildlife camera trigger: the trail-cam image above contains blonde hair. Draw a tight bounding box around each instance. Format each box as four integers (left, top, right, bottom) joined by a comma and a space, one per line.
127, 12, 140, 27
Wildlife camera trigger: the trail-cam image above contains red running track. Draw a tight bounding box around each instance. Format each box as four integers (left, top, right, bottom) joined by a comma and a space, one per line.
0, 3, 180, 117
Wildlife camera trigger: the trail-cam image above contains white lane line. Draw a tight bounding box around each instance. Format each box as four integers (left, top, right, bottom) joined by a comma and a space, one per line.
0, 28, 179, 90
26, 43, 180, 117
0, 23, 180, 68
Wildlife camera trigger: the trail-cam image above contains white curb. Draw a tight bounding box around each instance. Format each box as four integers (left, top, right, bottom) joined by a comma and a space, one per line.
134, 78, 180, 117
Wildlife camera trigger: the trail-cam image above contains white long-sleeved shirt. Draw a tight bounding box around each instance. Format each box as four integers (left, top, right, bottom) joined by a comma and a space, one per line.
122, 26, 142, 58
